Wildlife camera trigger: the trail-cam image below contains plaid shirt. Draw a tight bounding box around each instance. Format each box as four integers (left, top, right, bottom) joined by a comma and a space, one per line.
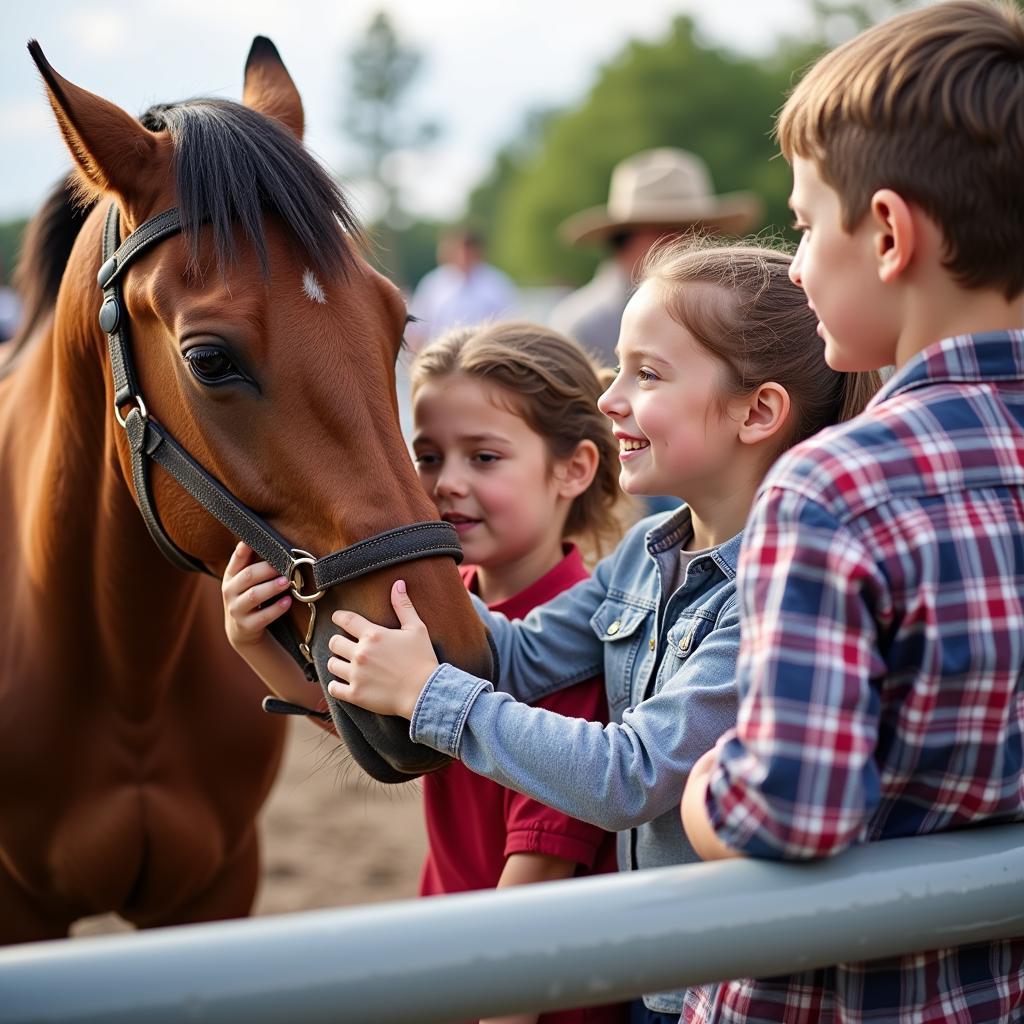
687, 331, 1024, 1024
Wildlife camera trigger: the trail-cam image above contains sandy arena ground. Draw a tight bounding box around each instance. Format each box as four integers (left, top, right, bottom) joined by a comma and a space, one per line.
253, 717, 428, 915
72, 717, 428, 937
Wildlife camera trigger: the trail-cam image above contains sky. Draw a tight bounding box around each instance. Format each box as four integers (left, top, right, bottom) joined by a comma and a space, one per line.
0, 0, 816, 224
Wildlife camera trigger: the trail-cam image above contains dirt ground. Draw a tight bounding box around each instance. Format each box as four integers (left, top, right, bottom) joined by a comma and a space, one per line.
72, 717, 427, 938
253, 717, 428, 915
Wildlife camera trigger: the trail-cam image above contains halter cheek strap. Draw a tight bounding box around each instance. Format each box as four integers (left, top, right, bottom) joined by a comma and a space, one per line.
98, 203, 462, 705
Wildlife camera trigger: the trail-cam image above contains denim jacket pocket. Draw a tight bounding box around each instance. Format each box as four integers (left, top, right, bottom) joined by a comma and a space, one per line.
664, 611, 715, 670
589, 599, 651, 707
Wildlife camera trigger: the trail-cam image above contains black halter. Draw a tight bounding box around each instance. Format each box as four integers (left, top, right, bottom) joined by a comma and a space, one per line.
97, 203, 461, 716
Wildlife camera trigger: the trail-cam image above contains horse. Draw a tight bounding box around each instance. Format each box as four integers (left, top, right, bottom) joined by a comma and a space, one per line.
0, 37, 493, 945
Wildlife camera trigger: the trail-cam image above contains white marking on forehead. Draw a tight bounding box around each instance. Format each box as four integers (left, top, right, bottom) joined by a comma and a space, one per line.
302, 269, 326, 304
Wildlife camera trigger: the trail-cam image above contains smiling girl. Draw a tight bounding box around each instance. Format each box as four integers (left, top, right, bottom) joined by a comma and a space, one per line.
321, 242, 881, 1022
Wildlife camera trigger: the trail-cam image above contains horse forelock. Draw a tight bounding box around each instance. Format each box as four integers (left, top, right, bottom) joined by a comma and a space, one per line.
138, 98, 362, 282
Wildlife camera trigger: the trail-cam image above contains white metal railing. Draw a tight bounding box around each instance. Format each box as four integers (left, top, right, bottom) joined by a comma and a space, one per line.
1, 824, 1022, 1024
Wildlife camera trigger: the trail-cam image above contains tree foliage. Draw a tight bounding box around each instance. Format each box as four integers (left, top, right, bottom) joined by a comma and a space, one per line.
0, 219, 27, 286
340, 9, 439, 285
476, 17, 822, 286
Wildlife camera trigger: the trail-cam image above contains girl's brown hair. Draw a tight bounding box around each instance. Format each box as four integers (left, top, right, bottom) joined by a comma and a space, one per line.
639, 239, 881, 457
410, 321, 633, 561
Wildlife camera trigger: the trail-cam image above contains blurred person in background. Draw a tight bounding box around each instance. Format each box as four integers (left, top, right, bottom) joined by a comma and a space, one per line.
405, 226, 517, 351
549, 148, 761, 369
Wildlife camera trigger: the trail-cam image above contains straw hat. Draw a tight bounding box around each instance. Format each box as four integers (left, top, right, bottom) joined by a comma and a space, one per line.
559, 148, 763, 246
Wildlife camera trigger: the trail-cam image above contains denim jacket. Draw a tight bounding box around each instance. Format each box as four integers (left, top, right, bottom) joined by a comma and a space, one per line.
411, 505, 741, 1015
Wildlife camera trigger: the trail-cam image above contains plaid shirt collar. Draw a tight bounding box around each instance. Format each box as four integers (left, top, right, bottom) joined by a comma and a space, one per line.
870, 329, 1024, 409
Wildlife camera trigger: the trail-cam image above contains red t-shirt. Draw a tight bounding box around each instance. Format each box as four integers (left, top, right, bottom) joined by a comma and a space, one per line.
420, 544, 625, 1024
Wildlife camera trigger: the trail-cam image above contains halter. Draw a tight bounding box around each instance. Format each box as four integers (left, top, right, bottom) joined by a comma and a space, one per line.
97, 203, 461, 718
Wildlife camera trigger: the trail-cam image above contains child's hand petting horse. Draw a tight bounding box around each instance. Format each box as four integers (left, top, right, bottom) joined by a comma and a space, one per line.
327, 580, 439, 720
222, 542, 292, 651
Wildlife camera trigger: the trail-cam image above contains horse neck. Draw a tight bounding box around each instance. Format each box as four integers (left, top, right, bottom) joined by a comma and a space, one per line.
2, 256, 203, 700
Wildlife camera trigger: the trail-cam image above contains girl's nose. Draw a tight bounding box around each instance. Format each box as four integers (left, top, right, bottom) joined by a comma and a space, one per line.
435, 464, 468, 498
598, 375, 625, 419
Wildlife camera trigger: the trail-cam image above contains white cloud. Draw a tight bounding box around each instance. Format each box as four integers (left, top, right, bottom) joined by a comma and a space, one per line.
65, 7, 130, 56
0, 96, 52, 138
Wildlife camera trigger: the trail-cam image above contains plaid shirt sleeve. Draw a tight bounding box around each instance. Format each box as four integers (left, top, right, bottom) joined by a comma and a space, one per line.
705, 483, 891, 859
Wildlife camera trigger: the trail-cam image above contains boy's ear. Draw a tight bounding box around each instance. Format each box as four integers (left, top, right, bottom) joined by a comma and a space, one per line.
553, 439, 600, 500
737, 382, 790, 447
870, 189, 915, 284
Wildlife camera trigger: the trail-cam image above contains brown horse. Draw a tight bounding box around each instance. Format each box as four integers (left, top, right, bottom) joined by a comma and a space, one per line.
0, 38, 493, 945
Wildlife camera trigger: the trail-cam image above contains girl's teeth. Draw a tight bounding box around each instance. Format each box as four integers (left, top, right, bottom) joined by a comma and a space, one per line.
620, 439, 648, 452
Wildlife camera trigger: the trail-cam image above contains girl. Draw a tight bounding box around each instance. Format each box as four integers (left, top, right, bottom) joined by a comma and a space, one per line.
224, 321, 631, 1024
321, 241, 881, 1024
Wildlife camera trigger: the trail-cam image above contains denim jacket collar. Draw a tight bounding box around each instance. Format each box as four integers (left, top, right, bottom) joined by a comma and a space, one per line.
644, 502, 743, 581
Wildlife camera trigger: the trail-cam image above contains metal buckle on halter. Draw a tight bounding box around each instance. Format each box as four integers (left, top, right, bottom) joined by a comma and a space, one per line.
288, 548, 325, 663
114, 393, 148, 429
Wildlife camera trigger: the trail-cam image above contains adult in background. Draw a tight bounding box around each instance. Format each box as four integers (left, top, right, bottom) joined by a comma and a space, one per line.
406, 227, 517, 352
549, 148, 762, 368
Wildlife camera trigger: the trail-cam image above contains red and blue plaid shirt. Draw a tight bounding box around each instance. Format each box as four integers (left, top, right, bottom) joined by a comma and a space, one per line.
687, 331, 1024, 1024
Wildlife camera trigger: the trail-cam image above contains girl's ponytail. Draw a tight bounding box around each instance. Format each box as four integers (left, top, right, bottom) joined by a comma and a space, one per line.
837, 370, 882, 423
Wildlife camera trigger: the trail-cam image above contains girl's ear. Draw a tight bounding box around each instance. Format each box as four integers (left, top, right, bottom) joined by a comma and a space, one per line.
553, 439, 599, 500
736, 382, 791, 447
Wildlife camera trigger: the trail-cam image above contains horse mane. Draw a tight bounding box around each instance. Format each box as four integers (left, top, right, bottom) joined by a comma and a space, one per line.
0, 174, 95, 379
138, 99, 363, 279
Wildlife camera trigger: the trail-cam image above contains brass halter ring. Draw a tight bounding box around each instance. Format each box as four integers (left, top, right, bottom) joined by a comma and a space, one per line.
288, 549, 325, 664
114, 393, 148, 429
287, 550, 325, 604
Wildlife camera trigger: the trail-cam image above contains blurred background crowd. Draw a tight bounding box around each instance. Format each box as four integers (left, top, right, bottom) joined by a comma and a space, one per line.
0, 0, 928, 358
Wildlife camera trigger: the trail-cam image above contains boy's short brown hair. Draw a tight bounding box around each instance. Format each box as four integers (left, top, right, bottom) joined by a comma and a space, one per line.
777, 0, 1024, 299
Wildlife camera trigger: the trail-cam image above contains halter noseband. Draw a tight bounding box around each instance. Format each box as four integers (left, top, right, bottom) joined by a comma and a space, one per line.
97, 203, 461, 716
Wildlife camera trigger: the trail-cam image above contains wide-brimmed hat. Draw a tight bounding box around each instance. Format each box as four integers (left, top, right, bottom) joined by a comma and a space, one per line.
559, 148, 763, 246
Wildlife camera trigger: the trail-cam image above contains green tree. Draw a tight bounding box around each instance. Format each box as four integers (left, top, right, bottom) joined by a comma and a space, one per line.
484, 17, 820, 286
0, 219, 27, 287
339, 10, 438, 277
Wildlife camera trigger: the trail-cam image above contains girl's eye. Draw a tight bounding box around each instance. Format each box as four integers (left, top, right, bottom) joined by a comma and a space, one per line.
637, 367, 659, 383
184, 345, 250, 387
474, 452, 500, 464
414, 453, 440, 468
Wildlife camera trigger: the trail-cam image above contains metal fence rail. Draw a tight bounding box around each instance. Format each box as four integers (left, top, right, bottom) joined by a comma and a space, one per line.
2, 824, 1022, 1024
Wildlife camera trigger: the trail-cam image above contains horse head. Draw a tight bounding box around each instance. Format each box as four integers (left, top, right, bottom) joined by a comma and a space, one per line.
28, 37, 494, 783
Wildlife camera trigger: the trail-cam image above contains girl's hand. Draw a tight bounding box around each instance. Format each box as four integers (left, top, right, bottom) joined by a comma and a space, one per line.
222, 542, 292, 652
326, 580, 438, 720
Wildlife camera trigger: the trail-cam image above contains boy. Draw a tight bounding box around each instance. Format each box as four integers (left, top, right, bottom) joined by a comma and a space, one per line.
681, 2, 1024, 1021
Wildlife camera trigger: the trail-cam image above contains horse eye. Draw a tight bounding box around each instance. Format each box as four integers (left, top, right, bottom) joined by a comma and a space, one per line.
184, 346, 245, 386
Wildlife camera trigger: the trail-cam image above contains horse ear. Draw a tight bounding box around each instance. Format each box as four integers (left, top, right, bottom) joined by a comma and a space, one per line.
27, 40, 160, 202
243, 37, 304, 140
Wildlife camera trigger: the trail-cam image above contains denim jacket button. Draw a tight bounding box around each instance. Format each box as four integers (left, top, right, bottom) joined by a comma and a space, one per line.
648, 637, 655, 651
606, 620, 621, 635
